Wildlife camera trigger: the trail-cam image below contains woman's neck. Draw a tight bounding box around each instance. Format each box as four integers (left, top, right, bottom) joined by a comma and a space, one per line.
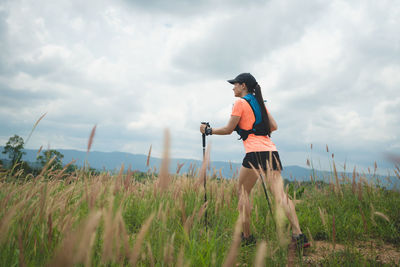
240, 91, 249, 98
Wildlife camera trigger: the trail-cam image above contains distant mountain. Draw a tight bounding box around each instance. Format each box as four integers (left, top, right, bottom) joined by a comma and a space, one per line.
0, 147, 309, 180
0, 147, 397, 188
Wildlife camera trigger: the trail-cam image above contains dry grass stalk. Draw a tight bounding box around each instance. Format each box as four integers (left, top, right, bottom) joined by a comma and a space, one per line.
129, 213, 155, 266
222, 216, 242, 267
196, 201, 208, 223
352, 166, 357, 194
319, 207, 327, 228
49, 211, 101, 267
254, 241, 267, 267
18, 230, 26, 267
114, 163, 124, 195
332, 160, 342, 197
47, 213, 53, 246
146, 242, 155, 267
114, 208, 130, 261
306, 227, 314, 247
75, 211, 102, 264
146, 144, 152, 167
89, 181, 102, 209
197, 144, 211, 188
39, 155, 57, 176
184, 211, 196, 236
56, 160, 77, 179
26, 112, 47, 144
176, 245, 185, 267
370, 203, 377, 226
87, 124, 97, 153
163, 233, 175, 265
36, 145, 43, 159
211, 168, 217, 179
0, 189, 14, 210
102, 201, 115, 263
220, 185, 225, 206
124, 170, 132, 191
392, 162, 400, 179
176, 163, 185, 174
358, 179, 363, 201
39, 183, 48, 222
374, 211, 390, 223
332, 215, 336, 250
180, 199, 187, 225
157, 129, 171, 192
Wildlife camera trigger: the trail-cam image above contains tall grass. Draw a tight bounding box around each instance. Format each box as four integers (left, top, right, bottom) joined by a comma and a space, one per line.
0, 148, 399, 266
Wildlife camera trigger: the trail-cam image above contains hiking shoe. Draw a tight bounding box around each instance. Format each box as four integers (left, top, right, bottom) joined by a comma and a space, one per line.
241, 232, 256, 246
292, 233, 310, 249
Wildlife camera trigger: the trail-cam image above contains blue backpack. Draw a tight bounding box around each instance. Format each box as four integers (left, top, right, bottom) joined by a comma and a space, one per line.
234, 94, 269, 141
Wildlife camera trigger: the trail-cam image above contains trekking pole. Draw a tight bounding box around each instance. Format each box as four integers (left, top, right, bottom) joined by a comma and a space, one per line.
258, 171, 276, 229
201, 122, 210, 230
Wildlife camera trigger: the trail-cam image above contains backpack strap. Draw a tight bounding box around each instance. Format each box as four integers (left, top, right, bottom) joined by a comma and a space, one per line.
235, 94, 269, 141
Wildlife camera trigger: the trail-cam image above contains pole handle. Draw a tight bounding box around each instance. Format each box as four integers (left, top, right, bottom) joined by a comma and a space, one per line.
201, 121, 210, 150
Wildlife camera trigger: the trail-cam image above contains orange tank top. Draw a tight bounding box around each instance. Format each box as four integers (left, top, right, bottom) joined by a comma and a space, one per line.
231, 98, 277, 153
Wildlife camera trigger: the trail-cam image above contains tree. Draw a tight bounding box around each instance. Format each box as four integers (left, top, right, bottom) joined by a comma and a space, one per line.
2, 135, 25, 166
37, 149, 64, 170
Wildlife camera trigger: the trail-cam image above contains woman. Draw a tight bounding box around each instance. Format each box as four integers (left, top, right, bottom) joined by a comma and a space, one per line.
200, 73, 309, 248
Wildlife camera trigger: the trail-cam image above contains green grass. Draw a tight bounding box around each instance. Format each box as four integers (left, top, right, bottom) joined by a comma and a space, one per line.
0, 165, 399, 266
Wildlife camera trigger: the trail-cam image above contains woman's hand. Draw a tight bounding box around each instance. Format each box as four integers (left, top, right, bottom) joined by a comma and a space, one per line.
200, 123, 207, 134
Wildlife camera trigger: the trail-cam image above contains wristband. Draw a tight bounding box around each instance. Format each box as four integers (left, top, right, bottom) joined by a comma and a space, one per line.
205, 126, 212, 136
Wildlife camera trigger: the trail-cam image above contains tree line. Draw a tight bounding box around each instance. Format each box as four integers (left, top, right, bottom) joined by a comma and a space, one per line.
1, 134, 77, 176
1, 134, 151, 181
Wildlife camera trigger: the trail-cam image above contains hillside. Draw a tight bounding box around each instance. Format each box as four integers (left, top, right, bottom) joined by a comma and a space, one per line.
1, 147, 397, 189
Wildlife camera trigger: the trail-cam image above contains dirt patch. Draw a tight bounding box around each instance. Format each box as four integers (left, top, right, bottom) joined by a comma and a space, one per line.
302, 240, 400, 265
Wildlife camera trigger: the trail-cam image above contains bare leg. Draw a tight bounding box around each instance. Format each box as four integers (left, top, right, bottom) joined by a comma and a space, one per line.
237, 166, 258, 238
237, 166, 302, 237
267, 169, 301, 235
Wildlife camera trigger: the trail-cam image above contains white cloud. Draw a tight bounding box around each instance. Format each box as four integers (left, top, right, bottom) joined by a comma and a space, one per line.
0, 0, 399, 172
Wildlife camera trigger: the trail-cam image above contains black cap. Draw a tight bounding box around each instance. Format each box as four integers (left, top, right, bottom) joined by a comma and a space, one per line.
227, 73, 257, 89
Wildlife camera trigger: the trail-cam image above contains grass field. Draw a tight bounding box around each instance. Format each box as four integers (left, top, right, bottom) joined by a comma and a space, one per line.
1, 147, 400, 266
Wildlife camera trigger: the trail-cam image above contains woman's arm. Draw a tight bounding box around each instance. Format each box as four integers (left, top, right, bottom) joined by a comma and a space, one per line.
200, 115, 240, 135
267, 109, 278, 132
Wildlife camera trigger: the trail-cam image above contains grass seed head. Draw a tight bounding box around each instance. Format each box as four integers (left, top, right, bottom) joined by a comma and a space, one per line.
374, 211, 390, 223
254, 240, 267, 267
157, 129, 171, 192
222, 216, 242, 267
146, 144, 152, 167
87, 124, 97, 153
319, 207, 327, 228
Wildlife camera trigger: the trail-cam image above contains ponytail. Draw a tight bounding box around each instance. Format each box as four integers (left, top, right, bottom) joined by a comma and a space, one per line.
249, 83, 271, 137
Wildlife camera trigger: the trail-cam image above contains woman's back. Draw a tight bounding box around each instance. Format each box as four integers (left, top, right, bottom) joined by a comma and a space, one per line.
232, 98, 277, 153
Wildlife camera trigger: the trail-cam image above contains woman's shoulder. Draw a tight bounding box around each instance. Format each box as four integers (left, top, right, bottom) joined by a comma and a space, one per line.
234, 98, 247, 105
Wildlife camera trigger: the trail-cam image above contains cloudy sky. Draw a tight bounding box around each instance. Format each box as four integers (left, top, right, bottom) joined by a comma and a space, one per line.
0, 0, 399, 173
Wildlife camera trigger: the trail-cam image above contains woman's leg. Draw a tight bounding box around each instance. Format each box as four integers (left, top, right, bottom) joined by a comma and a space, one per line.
267, 169, 301, 235
237, 166, 258, 238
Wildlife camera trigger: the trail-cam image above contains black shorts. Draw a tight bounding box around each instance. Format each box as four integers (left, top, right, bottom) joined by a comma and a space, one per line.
242, 151, 283, 171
